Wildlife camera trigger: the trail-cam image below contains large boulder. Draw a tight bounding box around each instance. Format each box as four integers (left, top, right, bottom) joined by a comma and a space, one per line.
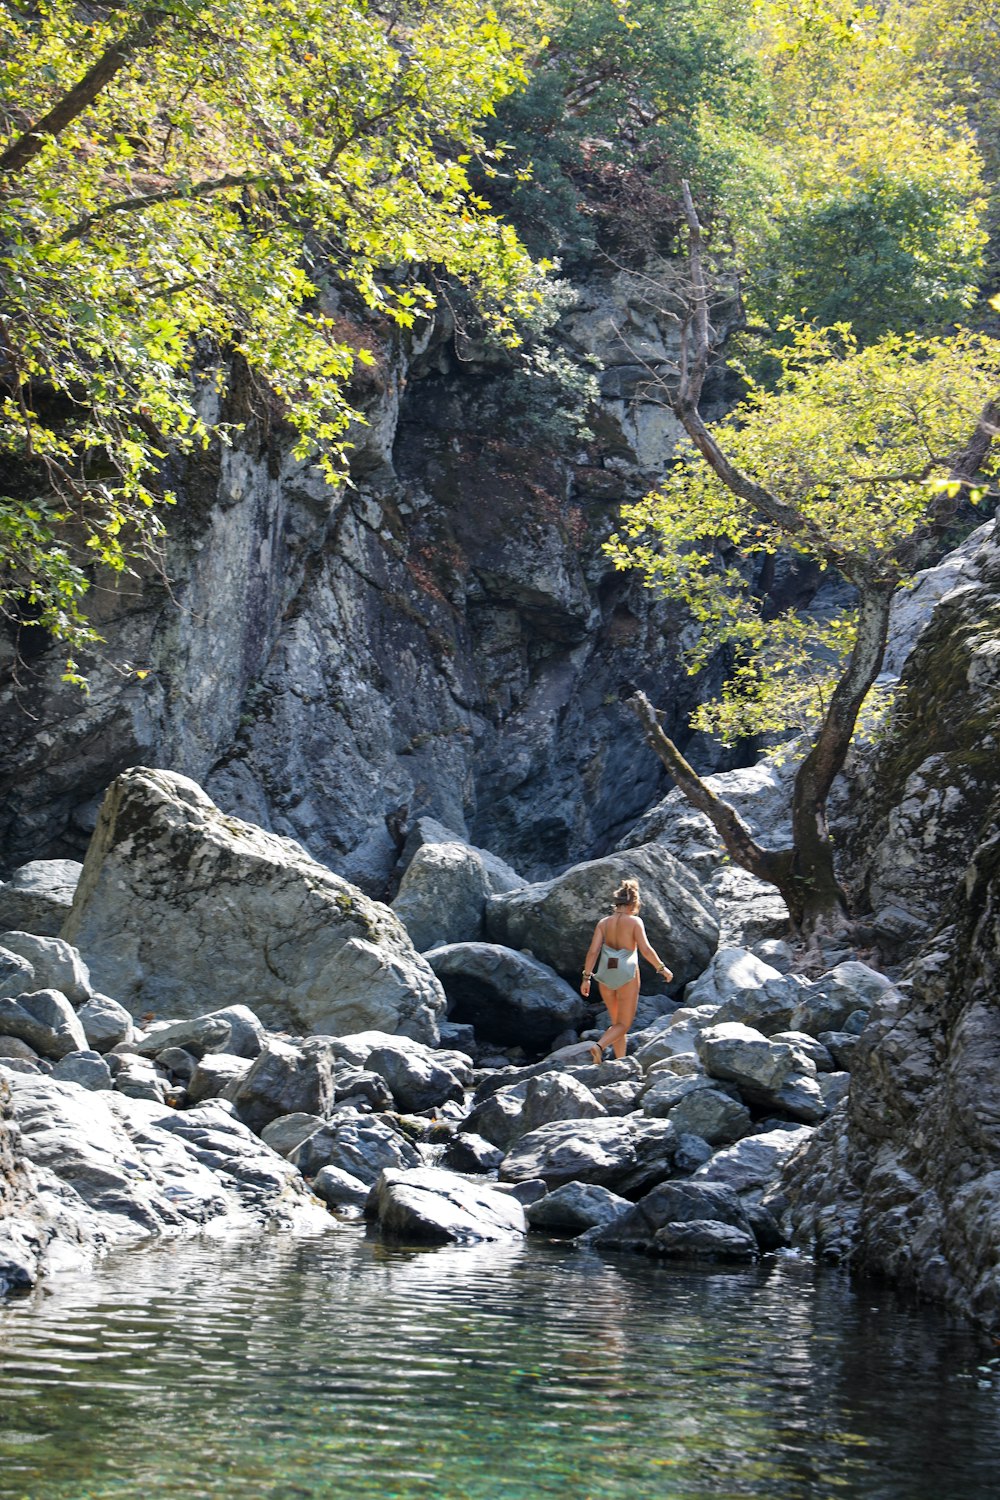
368, 1166, 527, 1244
696, 1022, 826, 1123
499, 1114, 677, 1195
639, 1073, 752, 1146
391, 831, 522, 952
290, 1114, 421, 1184
2, 1077, 326, 1260
526, 1181, 631, 1235
0, 860, 82, 937
483, 844, 718, 991
425, 942, 589, 1050
61, 768, 445, 1043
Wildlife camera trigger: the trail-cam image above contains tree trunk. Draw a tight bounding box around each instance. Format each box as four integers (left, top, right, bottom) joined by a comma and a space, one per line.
787, 579, 896, 930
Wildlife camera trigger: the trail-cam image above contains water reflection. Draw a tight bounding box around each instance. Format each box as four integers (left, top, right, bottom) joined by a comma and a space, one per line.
0, 1228, 998, 1499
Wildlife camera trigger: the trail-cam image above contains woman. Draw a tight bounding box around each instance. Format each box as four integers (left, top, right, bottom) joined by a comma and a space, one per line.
580, 878, 673, 1063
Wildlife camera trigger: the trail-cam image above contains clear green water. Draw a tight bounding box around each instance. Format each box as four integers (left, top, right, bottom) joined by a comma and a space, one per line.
1, 1227, 999, 1500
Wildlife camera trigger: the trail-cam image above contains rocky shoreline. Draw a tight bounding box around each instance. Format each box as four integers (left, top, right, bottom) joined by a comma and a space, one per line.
0, 765, 888, 1297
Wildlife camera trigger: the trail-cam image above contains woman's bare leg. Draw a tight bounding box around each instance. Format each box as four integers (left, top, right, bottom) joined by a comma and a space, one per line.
593, 978, 639, 1060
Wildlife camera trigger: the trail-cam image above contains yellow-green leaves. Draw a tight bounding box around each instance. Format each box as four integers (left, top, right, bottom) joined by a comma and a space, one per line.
607, 323, 1000, 743
0, 0, 547, 664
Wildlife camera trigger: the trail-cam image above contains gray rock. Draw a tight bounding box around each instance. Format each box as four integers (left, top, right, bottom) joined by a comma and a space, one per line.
683, 947, 784, 1006
0, 933, 91, 1005
363, 1038, 467, 1113
227, 1036, 337, 1134
290, 1114, 422, 1184
0, 946, 36, 1000
770, 1032, 835, 1072
0, 988, 88, 1060
652, 1219, 759, 1260
441, 1132, 504, 1173
311, 1165, 371, 1212
495, 1177, 549, 1207
673, 1134, 714, 1174
113, 1054, 166, 1102
464, 1079, 532, 1151
0, 860, 82, 938
156, 1046, 199, 1082
591, 1080, 643, 1115
817, 1032, 860, 1070
526, 1181, 630, 1234
392, 836, 522, 952
818, 1072, 851, 1109
138, 1014, 233, 1059
500, 1115, 676, 1195
2, 1077, 326, 1258
50, 1050, 113, 1091
187, 1053, 252, 1105
633, 1005, 719, 1070
426, 942, 588, 1051
642, 1075, 752, 1147
0, 1035, 40, 1062
77, 993, 134, 1052
484, 844, 718, 992
369, 1166, 526, 1243
517, 1072, 607, 1140
332, 1066, 394, 1112
696, 1023, 826, 1122
203, 1005, 267, 1059
790, 963, 896, 1037
0, 1057, 43, 1076
591, 1179, 754, 1252
694, 1126, 813, 1196
260, 1112, 326, 1158
61, 768, 445, 1043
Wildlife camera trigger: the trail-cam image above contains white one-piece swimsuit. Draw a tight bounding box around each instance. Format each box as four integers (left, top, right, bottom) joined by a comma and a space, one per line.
593, 943, 639, 990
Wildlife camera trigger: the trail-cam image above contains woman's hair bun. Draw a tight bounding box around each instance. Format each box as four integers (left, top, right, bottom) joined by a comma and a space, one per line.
612, 878, 640, 907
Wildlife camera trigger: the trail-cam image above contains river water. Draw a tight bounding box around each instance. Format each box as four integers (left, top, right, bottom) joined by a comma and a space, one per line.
1, 1226, 999, 1500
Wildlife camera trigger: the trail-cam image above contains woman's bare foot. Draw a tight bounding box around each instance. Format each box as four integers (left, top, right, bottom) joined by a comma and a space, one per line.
588, 1042, 604, 1065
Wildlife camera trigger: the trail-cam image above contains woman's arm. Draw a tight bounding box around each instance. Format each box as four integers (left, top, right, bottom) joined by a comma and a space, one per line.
580, 920, 605, 997
634, 918, 673, 981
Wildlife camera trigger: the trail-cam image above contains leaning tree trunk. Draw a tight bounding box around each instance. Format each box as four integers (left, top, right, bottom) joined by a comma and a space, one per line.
786, 578, 896, 932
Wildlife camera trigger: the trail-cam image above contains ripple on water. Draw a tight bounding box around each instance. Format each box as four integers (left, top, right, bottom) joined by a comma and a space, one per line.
1, 1230, 999, 1499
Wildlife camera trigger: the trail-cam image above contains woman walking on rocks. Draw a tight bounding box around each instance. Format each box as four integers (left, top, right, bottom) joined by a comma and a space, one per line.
580, 879, 673, 1063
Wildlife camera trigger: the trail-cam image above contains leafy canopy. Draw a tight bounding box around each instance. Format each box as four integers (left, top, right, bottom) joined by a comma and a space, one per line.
0, 0, 547, 674
736, 0, 987, 340
606, 325, 1000, 743
477, 0, 765, 261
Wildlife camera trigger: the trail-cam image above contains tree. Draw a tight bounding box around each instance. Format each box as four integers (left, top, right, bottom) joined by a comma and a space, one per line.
607, 185, 1000, 935
738, 0, 987, 341
0, 0, 546, 676
475, 0, 765, 263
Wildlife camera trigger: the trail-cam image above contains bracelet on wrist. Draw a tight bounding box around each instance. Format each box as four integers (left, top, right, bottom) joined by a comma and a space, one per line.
582, 970, 593, 981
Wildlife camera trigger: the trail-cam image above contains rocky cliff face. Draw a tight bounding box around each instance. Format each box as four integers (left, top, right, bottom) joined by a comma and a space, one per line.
782, 519, 1000, 1325
0, 266, 731, 894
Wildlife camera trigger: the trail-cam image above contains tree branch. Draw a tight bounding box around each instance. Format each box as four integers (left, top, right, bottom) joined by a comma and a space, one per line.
0, 8, 167, 181
627, 689, 793, 888
59, 169, 264, 243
